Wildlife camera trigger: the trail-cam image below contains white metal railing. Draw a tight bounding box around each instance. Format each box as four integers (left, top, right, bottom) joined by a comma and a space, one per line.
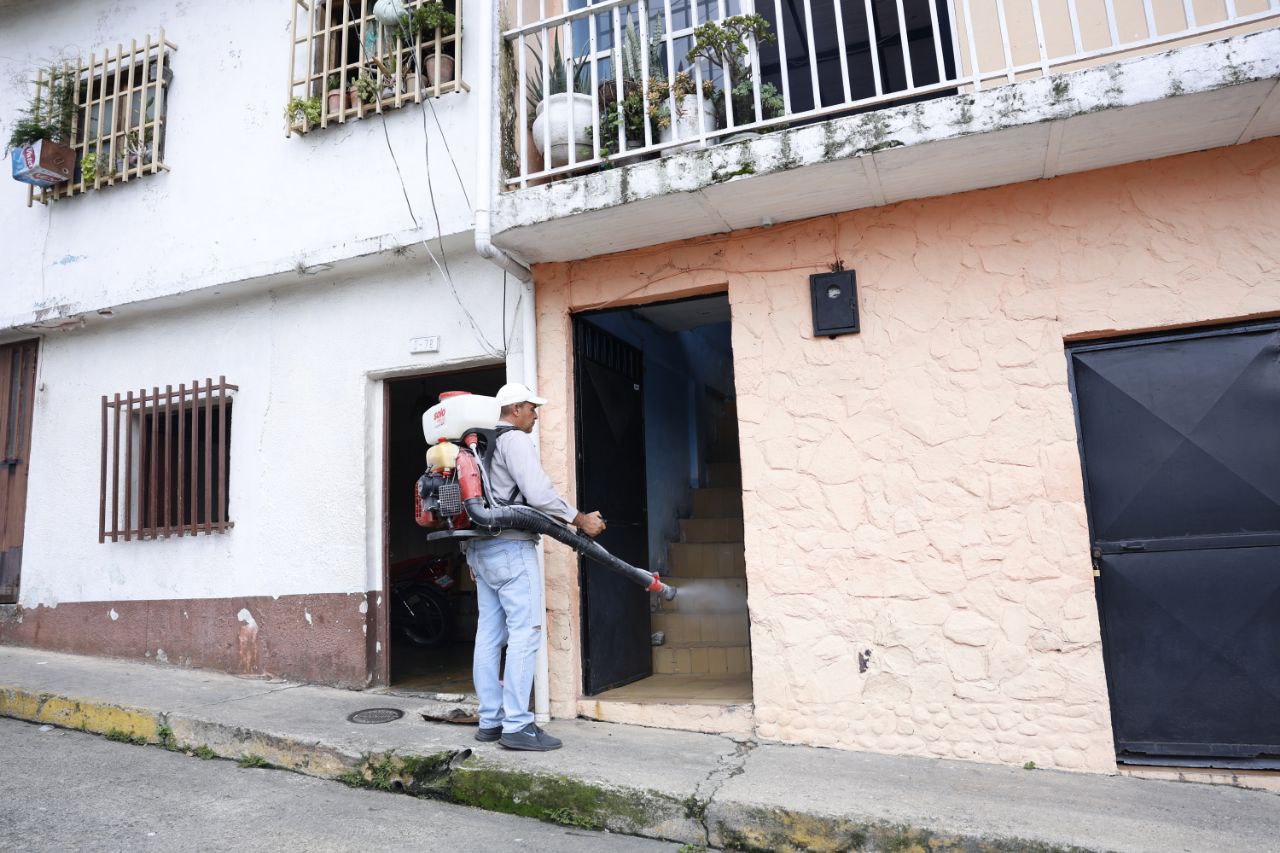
502, 0, 1280, 187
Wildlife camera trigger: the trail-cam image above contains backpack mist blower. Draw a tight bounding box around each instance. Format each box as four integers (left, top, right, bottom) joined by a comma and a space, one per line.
413, 391, 677, 601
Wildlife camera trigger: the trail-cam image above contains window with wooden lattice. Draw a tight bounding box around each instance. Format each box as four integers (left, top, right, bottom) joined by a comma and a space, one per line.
99, 378, 235, 542
21, 31, 175, 206
286, 0, 466, 135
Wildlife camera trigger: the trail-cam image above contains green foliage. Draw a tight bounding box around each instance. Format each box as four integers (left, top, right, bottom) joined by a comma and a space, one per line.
526, 38, 590, 118
686, 14, 775, 72
542, 806, 597, 829
616, 11, 667, 83
720, 77, 785, 125
412, 1, 456, 36
1023, 760, 1037, 770
354, 74, 380, 104
104, 728, 147, 746
284, 96, 322, 127
685, 15, 783, 127
156, 725, 177, 751
326, 73, 344, 92
6, 64, 76, 151
646, 71, 714, 130
677, 845, 708, 853
192, 745, 217, 760
238, 754, 272, 769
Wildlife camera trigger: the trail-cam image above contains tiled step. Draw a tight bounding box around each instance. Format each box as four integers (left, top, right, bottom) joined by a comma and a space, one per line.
668, 542, 746, 578
653, 642, 751, 675
652, 611, 750, 645
679, 517, 745, 543
660, 578, 747, 613
705, 462, 741, 489
691, 488, 743, 518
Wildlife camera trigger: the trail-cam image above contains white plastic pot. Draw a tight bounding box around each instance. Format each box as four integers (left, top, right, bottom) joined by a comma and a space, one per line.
530, 93, 595, 168
660, 94, 715, 155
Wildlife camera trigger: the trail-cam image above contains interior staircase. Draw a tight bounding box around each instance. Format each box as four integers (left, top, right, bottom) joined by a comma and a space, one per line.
651, 403, 752, 685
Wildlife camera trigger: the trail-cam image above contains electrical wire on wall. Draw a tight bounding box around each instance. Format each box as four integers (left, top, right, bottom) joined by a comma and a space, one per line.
344, 1, 502, 359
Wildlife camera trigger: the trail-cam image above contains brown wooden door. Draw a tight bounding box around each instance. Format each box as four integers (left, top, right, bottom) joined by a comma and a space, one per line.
0, 340, 38, 604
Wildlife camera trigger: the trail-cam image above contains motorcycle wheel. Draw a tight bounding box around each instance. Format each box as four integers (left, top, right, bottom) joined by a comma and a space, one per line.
397, 584, 452, 648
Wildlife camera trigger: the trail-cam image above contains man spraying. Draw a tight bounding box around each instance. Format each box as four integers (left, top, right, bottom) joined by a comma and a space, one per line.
468, 382, 606, 751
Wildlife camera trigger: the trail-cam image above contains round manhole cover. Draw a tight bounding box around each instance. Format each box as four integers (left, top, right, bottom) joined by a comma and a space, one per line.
346, 707, 405, 725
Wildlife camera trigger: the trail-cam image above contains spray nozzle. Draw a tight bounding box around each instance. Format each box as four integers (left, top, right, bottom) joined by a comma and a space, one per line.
646, 573, 678, 601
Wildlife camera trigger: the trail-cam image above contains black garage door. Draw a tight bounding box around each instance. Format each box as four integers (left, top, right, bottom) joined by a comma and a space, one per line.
1068, 320, 1280, 765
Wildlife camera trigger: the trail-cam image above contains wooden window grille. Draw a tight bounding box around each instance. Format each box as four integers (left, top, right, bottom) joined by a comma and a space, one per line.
287, 0, 467, 136
26, 32, 176, 206
99, 377, 235, 543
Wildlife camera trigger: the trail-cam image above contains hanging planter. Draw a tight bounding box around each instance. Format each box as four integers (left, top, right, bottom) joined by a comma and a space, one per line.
11, 140, 74, 187
8, 66, 76, 188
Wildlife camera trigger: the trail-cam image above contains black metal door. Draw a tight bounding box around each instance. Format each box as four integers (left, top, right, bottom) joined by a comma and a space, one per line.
1069, 321, 1280, 764
574, 319, 651, 695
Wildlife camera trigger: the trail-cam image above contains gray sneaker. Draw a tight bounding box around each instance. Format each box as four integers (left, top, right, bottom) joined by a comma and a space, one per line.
475, 725, 502, 742
498, 723, 562, 751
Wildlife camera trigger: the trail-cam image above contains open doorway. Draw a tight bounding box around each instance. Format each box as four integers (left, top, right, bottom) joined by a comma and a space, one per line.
574, 293, 750, 709
383, 364, 506, 696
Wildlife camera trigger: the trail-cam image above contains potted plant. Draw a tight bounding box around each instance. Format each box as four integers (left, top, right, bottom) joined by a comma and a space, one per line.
686, 14, 783, 140
8, 68, 76, 188
124, 129, 155, 171
284, 95, 322, 132
354, 73, 379, 105
325, 73, 358, 115
648, 71, 717, 154
595, 13, 665, 163
413, 1, 457, 86
527, 39, 592, 168
80, 151, 103, 184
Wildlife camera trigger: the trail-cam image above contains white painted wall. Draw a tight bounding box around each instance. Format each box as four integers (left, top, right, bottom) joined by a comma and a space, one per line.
18, 248, 520, 606
0, 0, 480, 327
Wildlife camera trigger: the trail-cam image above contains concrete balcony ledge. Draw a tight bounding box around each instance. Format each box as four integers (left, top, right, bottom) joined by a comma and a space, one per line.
493, 28, 1280, 264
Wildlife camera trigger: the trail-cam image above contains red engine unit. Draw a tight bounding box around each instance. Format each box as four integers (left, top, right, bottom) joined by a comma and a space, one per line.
414, 437, 484, 531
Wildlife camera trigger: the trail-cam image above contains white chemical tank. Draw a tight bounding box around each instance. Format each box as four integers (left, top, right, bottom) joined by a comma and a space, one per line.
422, 392, 501, 444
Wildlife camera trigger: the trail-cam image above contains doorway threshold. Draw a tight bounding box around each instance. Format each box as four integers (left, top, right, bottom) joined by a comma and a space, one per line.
579, 674, 754, 736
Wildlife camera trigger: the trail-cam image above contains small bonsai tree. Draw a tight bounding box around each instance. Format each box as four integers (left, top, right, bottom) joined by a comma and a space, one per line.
686, 14, 783, 127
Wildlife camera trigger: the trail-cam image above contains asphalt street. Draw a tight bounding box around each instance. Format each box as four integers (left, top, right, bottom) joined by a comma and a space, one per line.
0, 717, 679, 853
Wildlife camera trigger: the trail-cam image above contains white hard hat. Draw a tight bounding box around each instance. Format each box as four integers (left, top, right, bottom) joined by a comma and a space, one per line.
494, 382, 548, 408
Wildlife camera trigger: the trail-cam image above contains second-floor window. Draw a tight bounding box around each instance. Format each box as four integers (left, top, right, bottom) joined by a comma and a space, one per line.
286, 0, 465, 135
23, 32, 175, 205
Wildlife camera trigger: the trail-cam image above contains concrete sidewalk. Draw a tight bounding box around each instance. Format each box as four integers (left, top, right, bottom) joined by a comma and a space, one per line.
1, 646, 1275, 852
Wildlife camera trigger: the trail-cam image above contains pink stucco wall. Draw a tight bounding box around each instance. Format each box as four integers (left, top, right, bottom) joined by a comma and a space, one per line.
532, 138, 1280, 773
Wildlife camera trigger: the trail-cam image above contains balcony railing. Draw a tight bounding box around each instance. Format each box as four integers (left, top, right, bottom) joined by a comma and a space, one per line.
501, 0, 1279, 187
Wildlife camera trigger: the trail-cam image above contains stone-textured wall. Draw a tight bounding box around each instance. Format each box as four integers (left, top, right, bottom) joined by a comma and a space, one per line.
533, 138, 1280, 773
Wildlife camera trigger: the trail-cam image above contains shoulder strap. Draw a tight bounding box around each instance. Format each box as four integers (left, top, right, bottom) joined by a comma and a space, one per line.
490, 425, 524, 505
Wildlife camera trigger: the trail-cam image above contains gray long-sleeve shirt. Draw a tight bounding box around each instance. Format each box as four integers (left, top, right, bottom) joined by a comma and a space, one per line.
487, 426, 578, 541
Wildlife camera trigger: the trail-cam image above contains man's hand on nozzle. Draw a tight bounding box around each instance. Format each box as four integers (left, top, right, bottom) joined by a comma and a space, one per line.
574, 511, 606, 538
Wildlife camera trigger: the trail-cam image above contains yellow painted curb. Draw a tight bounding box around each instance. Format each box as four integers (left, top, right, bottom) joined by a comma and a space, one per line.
0, 685, 160, 741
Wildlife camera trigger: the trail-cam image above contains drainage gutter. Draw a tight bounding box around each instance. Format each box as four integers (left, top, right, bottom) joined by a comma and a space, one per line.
472, 0, 548, 722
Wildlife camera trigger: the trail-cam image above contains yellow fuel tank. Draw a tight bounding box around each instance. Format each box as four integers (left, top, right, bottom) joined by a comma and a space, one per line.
425, 439, 460, 471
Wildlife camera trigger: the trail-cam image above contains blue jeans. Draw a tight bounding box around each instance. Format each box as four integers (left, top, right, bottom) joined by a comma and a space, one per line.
468, 538, 542, 733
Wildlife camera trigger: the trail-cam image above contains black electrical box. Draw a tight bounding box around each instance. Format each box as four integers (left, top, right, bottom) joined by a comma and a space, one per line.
810, 270, 859, 338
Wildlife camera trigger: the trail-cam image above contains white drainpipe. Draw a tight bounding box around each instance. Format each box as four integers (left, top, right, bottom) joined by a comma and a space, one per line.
472, 0, 550, 722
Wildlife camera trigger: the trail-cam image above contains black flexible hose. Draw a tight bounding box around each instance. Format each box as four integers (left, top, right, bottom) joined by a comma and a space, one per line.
462, 498, 677, 600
